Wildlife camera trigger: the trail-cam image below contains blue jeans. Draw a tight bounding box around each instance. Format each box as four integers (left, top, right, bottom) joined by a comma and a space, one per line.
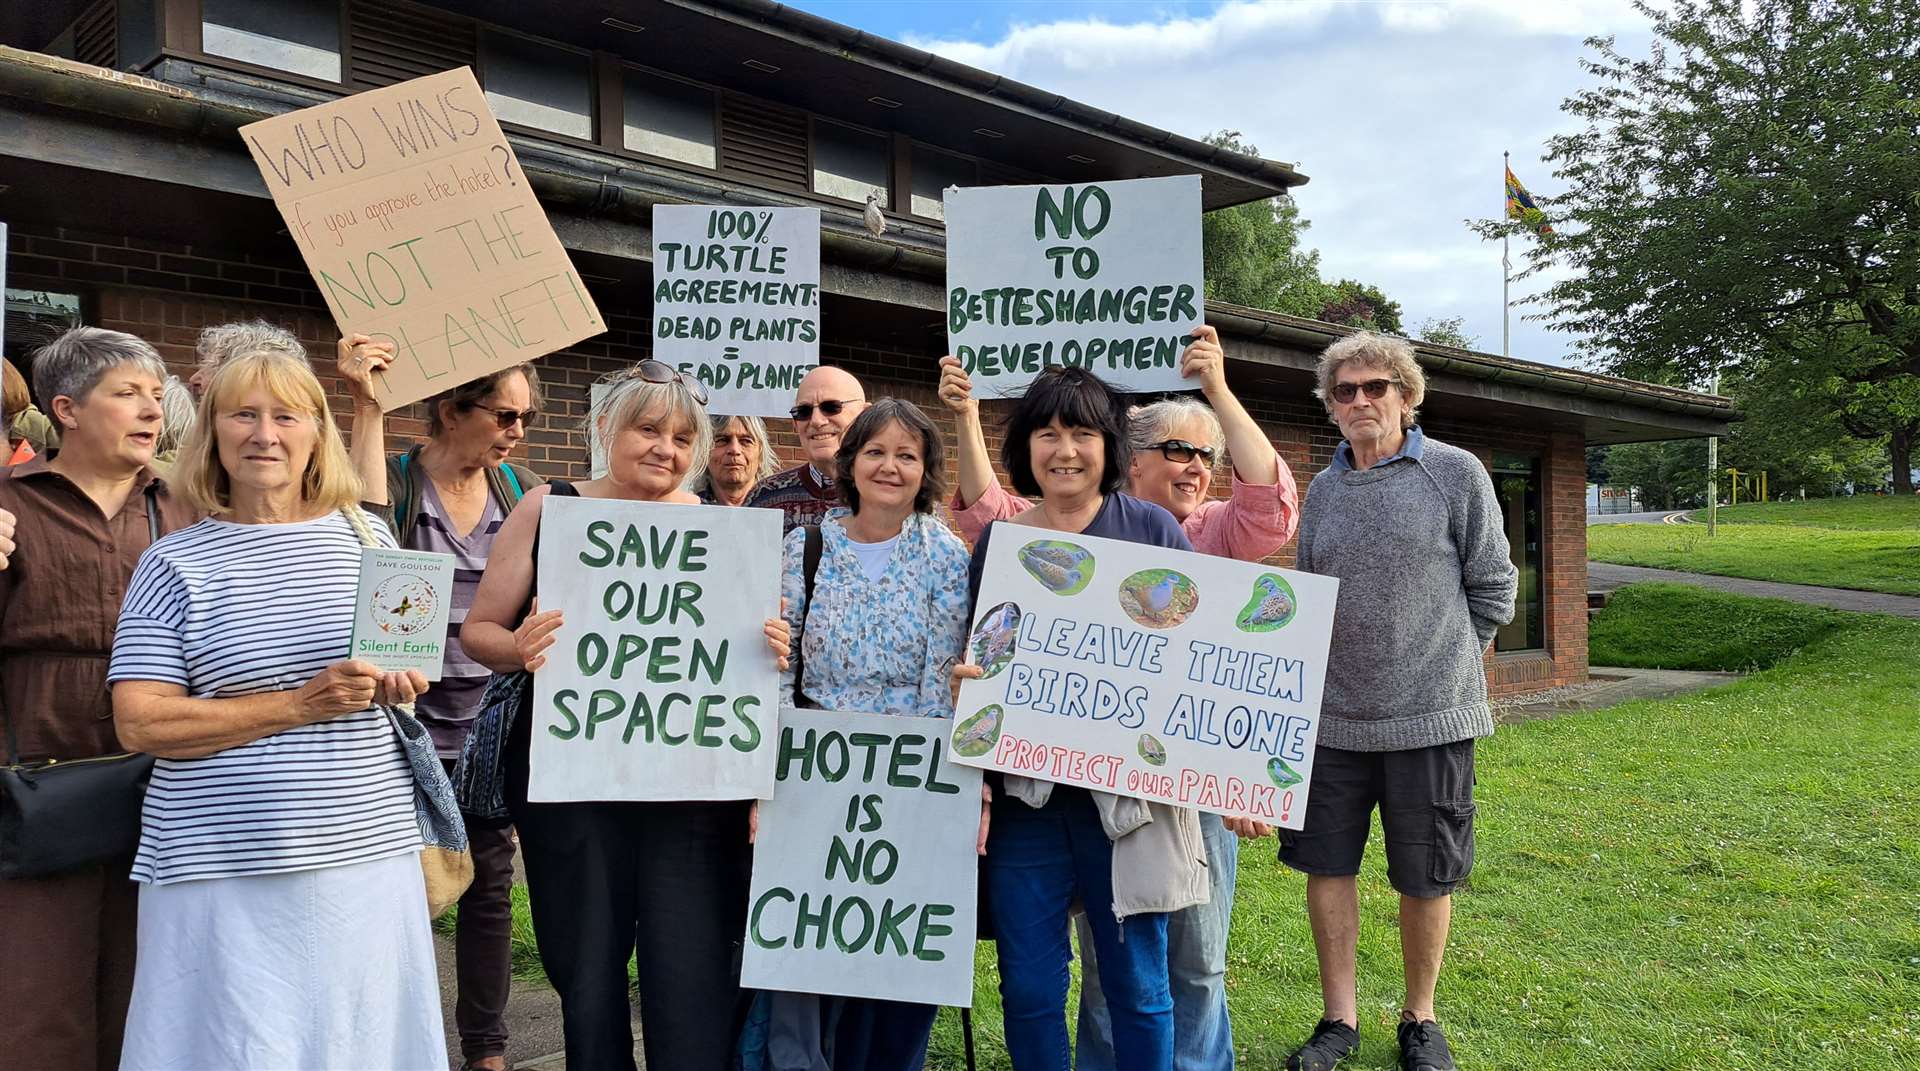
986, 787, 1173, 1071
1076, 811, 1238, 1071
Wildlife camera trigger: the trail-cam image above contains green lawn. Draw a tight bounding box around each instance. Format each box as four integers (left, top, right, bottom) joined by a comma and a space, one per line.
464, 589, 1920, 1070
1588, 497, 1920, 595
928, 590, 1920, 1069
1587, 583, 1853, 670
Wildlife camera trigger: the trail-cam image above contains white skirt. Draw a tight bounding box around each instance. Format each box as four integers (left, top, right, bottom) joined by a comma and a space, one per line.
120, 851, 447, 1071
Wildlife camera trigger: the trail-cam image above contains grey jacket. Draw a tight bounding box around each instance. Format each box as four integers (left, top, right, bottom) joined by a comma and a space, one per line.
1296, 434, 1518, 752
1003, 775, 1210, 921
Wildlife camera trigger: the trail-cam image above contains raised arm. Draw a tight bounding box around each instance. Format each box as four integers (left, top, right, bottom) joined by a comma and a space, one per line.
1185, 326, 1279, 487
338, 334, 396, 508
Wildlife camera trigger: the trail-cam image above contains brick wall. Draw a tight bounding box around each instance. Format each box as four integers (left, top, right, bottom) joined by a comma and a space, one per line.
9, 221, 1587, 694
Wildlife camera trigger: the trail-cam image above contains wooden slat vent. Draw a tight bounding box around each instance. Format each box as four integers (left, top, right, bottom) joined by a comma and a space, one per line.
348, 0, 477, 90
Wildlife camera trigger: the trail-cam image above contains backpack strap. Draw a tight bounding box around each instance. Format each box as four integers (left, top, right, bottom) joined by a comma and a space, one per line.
792, 524, 823, 708
502, 463, 525, 502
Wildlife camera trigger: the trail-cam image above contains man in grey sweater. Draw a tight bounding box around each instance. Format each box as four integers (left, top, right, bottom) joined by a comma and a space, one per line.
1280, 333, 1517, 1071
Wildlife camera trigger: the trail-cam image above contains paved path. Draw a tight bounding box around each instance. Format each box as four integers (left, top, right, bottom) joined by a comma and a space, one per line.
1588, 561, 1920, 619
1588, 510, 1689, 525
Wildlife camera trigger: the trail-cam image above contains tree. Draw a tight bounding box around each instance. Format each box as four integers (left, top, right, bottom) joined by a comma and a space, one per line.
1200, 132, 1329, 318
1488, 0, 1920, 492
1320, 279, 1403, 334
1414, 316, 1480, 350
1604, 439, 1710, 510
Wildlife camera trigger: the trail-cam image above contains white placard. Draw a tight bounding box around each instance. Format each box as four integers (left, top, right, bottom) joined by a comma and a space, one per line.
944, 175, 1204, 398
653, 205, 822, 417
350, 547, 456, 678
743, 708, 982, 1007
530, 495, 783, 801
953, 527, 1338, 828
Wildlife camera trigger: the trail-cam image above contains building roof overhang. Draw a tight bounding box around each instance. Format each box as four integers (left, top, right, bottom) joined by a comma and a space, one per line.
0, 46, 1731, 445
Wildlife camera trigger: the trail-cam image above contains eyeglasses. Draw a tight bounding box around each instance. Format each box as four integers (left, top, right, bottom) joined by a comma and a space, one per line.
466, 406, 539, 430
612, 359, 710, 405
790, 399, 858, 422
1149, 439, 1217, 464
1330, 378, 1395, 404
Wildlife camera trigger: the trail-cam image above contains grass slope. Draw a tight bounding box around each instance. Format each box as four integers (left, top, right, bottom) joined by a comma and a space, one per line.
1589, 497, 1920, 595
931, 592, 1920, 1069
465, 589, 1920, 1070
1588, 583, 1853, 670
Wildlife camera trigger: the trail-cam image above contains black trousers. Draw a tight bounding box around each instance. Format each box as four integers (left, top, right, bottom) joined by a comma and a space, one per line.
511, 795, 752, 1071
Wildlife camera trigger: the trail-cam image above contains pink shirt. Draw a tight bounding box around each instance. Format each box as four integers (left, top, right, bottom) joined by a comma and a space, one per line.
950, 466, 1300, 562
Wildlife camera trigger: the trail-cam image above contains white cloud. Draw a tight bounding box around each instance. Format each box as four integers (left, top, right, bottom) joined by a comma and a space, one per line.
904, 0, 1658, 366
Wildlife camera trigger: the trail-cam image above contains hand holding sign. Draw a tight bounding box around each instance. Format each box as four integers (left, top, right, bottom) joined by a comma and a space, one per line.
944, 175, 1205, 398
336, 333, 396, 406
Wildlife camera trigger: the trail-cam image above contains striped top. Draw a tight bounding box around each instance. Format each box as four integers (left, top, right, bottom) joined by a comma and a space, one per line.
109, 511, 422, 885
408, 478, 506, 757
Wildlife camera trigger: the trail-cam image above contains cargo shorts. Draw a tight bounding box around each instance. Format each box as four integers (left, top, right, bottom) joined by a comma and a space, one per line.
1276, 739, 1477, 899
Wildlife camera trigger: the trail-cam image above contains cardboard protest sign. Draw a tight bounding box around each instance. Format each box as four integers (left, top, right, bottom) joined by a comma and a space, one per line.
350, 547, 455, 678
953, 528, 1338, 828
743, 708, 981, 1007
653, 205, 821, 417
239, 68, 603, 411
530, 495, 783, 801
944, 175, 1204, 398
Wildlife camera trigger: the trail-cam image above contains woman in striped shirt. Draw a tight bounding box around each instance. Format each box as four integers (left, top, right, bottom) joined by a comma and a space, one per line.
340, 332, 544, 1071
110, 349, 445, 1070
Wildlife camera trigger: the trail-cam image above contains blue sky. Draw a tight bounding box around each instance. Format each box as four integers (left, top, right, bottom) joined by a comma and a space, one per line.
790, 1, 1657, 368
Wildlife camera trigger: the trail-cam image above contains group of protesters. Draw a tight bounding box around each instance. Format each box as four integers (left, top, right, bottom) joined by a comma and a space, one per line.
0, 315, 1515, 1071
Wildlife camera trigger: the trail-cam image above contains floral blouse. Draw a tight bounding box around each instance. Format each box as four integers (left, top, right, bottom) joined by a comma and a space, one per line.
779, 508, 972, 719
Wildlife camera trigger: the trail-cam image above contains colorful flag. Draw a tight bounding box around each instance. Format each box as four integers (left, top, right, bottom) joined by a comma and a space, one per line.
1505, 167, 1553, 236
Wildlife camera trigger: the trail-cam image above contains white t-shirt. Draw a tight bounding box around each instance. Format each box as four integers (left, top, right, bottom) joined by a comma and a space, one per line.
844, 532, 899, 582
109, 512, 422, 885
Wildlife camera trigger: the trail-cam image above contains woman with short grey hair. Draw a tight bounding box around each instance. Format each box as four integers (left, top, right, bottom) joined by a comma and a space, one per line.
1279, 330, 1513, 1071
0, 326, 197, 1070
693, 413, 781, 505
464, 361, 789, 1071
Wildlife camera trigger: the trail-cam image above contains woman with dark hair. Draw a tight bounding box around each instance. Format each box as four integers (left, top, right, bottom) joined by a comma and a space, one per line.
765, 398, 981, 1070
953, 366, 1206, 1071
339, 335, 544, 1071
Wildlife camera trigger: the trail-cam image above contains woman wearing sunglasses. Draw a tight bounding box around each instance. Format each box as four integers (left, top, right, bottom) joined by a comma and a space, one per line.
939, 324, 1297, 1071
337, 335, 544, 1071
464, 360, 791, 1071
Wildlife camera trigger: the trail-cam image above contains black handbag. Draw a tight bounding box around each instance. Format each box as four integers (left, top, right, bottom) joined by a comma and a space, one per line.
0, 484, 163, 879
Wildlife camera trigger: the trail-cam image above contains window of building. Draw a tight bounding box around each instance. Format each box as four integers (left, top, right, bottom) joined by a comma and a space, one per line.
909, 144, 977, 220
202, 0, 341, 82
1493, 451, 1545, 652
5, 289, 87, 408
480, 31, 592, 140
812, 121, 889, 207
623, 69, 717, 169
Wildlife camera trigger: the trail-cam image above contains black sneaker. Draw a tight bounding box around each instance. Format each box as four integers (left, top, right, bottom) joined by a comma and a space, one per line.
1398, 1017, 1457, 1071
1286, 1019, 1359, 1071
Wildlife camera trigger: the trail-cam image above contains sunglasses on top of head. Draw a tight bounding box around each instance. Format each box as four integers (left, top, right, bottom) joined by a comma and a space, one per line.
614, 359, 711, 405
789, 399, 857, 422
464, 404, 540, 430
1148, 439, 1217, 464
1330, 378, 1395, 404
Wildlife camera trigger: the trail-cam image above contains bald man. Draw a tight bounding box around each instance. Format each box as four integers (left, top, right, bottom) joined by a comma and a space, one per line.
745, 364, 868, 534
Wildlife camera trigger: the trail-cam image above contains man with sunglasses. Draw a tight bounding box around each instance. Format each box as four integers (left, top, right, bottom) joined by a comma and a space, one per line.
1282, 332, 1515, 1071
746, 363, 868, 534
939, 324, 1299, 1071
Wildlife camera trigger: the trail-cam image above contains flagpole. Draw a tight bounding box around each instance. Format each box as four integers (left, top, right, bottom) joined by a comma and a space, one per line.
1502, 150, 1511, 356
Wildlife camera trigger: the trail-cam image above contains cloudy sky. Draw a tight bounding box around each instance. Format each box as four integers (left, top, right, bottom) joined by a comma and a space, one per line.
792, 0, 1657, 367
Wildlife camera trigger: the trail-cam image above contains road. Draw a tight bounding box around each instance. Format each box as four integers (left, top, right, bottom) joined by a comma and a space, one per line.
1587, 510, 1689, 525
